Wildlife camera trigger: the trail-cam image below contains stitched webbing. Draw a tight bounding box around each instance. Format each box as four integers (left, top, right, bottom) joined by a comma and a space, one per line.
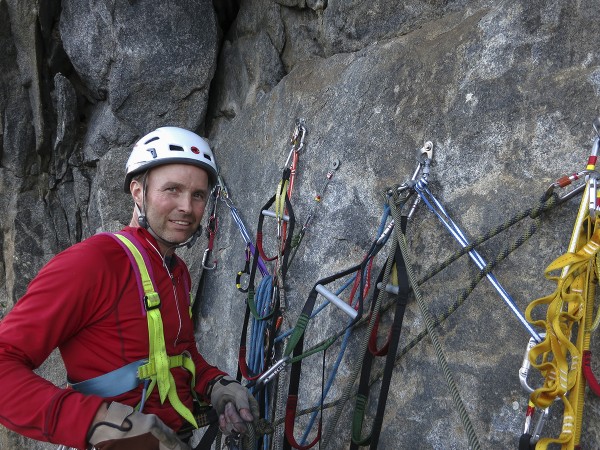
525, 206, 600, 448
113, 234, 198, 428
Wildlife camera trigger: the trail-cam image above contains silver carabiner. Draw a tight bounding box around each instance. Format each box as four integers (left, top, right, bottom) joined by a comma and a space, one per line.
521, 403, 550, 447
519, 335, 539, 394
256, 356, 290, 388
283, 119, 307, 168
202, 248, 217, 270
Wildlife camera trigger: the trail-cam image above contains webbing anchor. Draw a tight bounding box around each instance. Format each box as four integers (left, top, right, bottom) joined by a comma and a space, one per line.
315, 284, 359, 319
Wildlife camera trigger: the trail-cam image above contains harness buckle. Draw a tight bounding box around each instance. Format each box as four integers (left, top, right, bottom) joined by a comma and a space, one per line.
144, 292, 161, 311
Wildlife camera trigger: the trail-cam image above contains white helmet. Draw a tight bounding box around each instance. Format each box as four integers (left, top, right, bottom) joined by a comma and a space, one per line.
124, 126, 218, 192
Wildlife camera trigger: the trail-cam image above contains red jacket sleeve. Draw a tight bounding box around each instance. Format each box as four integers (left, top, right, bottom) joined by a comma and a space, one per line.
0, 242, 110, 448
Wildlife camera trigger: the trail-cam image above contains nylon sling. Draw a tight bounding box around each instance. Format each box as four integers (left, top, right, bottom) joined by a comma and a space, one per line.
525, 183, 600, 449
282, 224, 393, 449
351, 239, 409, 450
237, 192, 295, 382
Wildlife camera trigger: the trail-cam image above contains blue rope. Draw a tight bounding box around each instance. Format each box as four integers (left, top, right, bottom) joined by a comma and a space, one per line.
249, 275, 273, 375
248, 275, 273, 450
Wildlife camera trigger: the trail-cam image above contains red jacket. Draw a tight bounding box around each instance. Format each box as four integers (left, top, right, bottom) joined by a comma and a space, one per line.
0, 227, 225, 449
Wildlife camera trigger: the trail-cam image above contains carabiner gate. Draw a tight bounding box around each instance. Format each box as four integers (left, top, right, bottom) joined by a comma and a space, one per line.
255, 356, 291, 388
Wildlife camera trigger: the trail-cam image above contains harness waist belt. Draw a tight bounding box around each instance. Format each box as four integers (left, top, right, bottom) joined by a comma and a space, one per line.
69, 354, 194, 398
69, 359, 148, 397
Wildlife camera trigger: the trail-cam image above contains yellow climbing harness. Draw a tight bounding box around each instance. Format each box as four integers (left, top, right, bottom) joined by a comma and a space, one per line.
114, 234, 199, 428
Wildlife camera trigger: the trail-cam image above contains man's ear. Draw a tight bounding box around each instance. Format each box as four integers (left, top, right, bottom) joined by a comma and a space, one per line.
130, 179, 143, 205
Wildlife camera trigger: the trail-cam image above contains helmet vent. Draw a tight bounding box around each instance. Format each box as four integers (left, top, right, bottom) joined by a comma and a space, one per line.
144, 137, 160, 145
169, 145, 184, 152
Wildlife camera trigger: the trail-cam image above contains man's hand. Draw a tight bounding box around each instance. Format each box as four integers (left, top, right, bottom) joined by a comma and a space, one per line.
87, 402, 191, 450
209, 376, 260, 435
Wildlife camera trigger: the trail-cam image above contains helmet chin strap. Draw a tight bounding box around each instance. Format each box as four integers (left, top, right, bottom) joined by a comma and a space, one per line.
135, 203, 202, 251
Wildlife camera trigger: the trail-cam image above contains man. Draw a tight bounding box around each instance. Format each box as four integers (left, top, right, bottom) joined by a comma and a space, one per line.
0, 127, 257, 449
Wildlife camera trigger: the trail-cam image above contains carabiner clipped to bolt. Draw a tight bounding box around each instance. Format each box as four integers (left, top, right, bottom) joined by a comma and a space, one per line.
283, 118, 307, 169
391, 141, 434, 220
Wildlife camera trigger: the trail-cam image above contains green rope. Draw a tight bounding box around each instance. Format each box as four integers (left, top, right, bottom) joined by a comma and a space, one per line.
390, 194, 483, 450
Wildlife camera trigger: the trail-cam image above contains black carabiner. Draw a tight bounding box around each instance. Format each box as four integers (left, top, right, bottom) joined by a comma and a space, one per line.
236, 246, 251, 293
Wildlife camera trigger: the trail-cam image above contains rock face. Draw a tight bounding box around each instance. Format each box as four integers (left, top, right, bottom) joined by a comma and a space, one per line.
2, 0, 600, 448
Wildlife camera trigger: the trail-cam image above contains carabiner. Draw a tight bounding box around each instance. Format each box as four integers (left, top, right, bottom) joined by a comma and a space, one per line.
226, 432, 242, 450
255, 356, 290, 389
389, 141, 434, 219
202, 248, 217, 270
284, 119, 307, 169
202, 215, 218, 270
519, 335, 543, 394
520, 401, 550, 449
236, 246, 251, 293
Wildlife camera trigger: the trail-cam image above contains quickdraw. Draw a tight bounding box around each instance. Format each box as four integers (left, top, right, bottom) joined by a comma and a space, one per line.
218, 174, 269, 277
523, 119, 600, 449
237, 193, 295, 381
236, 122, 304, 450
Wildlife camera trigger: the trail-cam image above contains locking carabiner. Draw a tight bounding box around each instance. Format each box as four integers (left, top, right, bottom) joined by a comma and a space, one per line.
202, 206, 219, 270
